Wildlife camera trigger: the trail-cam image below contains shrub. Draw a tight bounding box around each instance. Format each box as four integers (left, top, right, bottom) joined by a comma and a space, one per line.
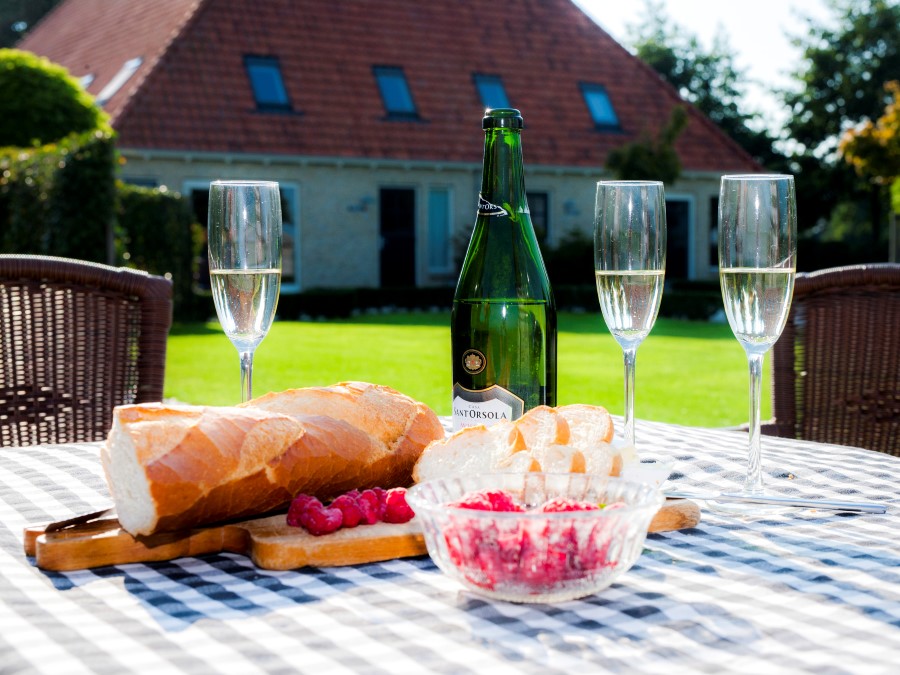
117, 183, 205, 320
0, 49, 108, 147
0, 49, 116, 261
0, 128, 117, 261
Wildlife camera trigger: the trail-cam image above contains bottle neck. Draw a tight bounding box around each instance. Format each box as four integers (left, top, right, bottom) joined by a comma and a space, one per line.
480, 128, 527, 213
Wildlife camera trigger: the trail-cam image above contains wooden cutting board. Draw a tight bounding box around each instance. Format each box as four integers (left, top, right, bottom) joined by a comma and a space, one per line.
23, 499, 700, 572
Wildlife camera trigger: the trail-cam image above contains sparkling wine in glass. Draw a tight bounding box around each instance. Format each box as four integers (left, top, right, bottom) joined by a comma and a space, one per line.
594, 181, 666, 448
208, 180, 282, 402
718, 174, 796, 498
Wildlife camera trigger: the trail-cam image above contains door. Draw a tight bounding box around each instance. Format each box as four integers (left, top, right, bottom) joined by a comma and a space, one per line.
380, 188, 416, 286
665, 199, 690, 280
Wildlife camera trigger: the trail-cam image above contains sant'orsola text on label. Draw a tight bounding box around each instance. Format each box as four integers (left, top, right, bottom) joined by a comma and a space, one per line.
477, 194, 508, 217
452, 383, 525, 431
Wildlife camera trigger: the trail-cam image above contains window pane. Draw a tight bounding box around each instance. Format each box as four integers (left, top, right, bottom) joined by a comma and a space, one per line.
581, 83, 619, 128
474, 74, 510, 109
245, 56, 289, 109
374, 67, 417, 115
280, 187, 298, 284
527, 192, 548, 244
709, 196, 719, 267
428, 188, 450, 270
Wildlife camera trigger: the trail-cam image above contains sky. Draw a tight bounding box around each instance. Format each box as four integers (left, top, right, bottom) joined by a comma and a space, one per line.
573, 0, 836, 133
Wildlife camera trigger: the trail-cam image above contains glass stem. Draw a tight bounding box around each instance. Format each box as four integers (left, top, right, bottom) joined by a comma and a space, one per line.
623, 347, 637, 448
745, 352, 765, 494
240, 351, 254, 403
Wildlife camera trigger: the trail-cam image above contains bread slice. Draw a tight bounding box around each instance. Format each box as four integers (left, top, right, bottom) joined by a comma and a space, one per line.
530, 443, 586, 473
412, 403, 620, 483
513, 406, 570, 453
557, 404, 614, 447
411, 421, 518, 483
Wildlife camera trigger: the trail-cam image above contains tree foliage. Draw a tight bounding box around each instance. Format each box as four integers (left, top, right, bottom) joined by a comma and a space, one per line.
839, 81, 900, 184
0, 48, 108, 147
0, 0, 61, 48
605, 106, 688, 183
627, 0, 779, 168
785, 0, 900, 247
785, 0, 900, 159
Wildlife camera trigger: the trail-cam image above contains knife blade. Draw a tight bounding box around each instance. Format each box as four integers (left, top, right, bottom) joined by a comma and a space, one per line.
664, 490, 887, 514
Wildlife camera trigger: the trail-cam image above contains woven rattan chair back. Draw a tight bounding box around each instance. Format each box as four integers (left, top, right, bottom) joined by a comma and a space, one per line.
767, 263, 900, 455
0, 255, 172, 446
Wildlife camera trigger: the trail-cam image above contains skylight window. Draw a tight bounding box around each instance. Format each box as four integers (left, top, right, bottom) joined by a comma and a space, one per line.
373, 66, 418, 118
580, 83, 620, 129
96, 57, 142, 106
474, 74, 510, 109
244, 56, 291, 111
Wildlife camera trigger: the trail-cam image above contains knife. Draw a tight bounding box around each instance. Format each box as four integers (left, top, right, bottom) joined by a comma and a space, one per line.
664, 489, 887, 514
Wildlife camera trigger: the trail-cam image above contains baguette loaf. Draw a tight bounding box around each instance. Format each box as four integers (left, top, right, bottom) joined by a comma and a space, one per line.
102, 382, 444, 536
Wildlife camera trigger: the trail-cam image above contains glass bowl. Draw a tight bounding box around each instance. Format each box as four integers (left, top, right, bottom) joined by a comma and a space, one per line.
407, 473, 664, 604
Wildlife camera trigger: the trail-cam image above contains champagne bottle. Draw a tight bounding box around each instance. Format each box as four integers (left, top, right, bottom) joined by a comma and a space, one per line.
450, 108, 557, 431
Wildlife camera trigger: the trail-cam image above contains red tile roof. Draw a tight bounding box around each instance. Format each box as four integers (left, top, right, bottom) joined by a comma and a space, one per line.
19, 0, 760, 172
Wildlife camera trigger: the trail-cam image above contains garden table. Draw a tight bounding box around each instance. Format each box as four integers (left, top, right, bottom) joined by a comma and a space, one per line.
2, 418, 899, 674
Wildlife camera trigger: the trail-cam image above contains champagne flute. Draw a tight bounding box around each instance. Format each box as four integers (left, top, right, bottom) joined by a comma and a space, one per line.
718, 174, 796, 498
208, 181, 282, 402
593, 181, 666, 448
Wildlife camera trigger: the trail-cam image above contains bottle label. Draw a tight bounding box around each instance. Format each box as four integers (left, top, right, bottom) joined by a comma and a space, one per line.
452, 383, 525, 431
477, 194, 508, 217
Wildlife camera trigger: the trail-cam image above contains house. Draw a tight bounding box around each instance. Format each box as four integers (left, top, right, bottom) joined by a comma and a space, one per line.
18, 0, 760, 294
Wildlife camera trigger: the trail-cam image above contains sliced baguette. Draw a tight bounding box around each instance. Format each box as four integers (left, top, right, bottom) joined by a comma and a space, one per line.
413, 403, 621, 482
411, 421, 517, 484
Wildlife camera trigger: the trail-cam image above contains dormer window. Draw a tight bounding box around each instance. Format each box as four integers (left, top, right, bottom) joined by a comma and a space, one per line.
580, 83, 619, 129
373, 66, 418, 119
474, 74, 510, 109
96, 57, 142, 106
244, 56, 291, 111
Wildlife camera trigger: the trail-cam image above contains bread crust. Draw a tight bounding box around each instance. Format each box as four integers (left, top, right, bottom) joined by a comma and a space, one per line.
103, 382, 444, 536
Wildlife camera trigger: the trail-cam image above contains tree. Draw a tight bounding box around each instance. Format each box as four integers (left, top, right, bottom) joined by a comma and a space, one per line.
839, 81, 900, 186
0, 0, 61, 48
605, 106, 688, 183
785, 0, 900, 158
627, 0, 781, 169
785, 0, 900, 248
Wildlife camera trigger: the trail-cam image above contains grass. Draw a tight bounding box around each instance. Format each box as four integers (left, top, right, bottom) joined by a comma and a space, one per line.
164, 311, 769, 428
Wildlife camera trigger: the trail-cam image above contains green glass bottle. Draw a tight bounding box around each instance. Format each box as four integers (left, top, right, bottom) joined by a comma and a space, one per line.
451, 108, 557, 430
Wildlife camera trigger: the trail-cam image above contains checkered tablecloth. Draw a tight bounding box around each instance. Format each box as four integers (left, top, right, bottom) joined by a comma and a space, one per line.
2, 419, 899, 674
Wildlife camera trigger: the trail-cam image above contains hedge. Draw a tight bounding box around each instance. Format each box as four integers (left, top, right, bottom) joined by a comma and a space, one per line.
117, 183, 205, 320
0, 128, 117, 261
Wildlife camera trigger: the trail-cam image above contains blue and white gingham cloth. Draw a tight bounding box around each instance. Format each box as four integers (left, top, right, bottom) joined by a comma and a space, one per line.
2, 418, 899, 674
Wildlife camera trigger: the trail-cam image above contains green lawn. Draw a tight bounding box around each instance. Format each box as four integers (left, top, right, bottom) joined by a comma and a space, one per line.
164, 311, 768, 428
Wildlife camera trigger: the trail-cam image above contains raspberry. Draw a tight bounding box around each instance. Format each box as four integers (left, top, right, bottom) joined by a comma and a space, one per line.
449, 489, 523, 512
330, 493, 365, 528
382, 488, 415, 523
286, 494, 320, 527
370, 487, 388, 515
298, 502, 342, 536
534, 497, 601, 513
356, 489, 382, 525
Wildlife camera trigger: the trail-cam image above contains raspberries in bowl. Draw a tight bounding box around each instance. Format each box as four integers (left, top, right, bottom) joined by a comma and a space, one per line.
406, 473, 664, 603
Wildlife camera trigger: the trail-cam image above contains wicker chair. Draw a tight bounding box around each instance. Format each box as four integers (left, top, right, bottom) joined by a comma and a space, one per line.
763, 263, 900, 455
0, 255, 173, 446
